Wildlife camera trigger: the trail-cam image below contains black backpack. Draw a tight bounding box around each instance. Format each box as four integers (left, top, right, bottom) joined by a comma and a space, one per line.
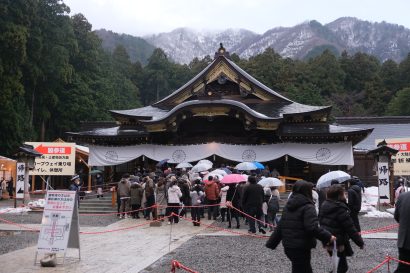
267, 195, 279, 213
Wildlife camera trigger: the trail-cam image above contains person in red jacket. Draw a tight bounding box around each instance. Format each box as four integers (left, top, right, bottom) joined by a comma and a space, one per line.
204, 176, 220, 220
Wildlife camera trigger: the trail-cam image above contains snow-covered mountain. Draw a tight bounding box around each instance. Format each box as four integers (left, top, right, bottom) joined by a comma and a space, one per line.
142, 17, 410, 64
145, 28, 259, 64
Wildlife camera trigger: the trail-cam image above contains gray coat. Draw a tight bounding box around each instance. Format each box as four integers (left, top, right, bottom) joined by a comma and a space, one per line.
394, 191, 410, 250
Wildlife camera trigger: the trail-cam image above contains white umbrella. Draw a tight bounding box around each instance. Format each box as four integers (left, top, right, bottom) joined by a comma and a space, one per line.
209, 169, 227, 177
258, 177, 283, 187
198, 159, 213, 167
235, 162, 257, 171
191, 163, 212, 173
317, 170, 351, 189
175, 162, 193, 169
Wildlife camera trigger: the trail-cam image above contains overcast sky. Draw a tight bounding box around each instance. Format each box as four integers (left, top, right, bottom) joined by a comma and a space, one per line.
64, 0, 410, 36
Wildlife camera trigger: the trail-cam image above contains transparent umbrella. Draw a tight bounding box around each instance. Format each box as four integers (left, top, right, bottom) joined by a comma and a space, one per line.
235, 162, 257, 171
258, 177, 283, 187
175, 162, 193, 169
317, 170, 351, 189
191, 163, 212, 173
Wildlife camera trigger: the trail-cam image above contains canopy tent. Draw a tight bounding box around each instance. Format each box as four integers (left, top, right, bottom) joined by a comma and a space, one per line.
88, 142, 354, 167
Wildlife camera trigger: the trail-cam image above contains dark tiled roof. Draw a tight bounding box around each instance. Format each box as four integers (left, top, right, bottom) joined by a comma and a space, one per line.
339, 123, 410, 150
280, 123, 372, 136
110, 106, 168, 120
248, 102, 330, 117
67, 127, 147, 137
110, 100, 330, 122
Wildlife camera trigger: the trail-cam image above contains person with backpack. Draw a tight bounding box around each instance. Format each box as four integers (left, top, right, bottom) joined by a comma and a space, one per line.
267, 187, 280, 231
190, 180, 204, 226
347, 178, 362, 232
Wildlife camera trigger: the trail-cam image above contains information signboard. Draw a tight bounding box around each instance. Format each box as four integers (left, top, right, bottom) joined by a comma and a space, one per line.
16, 163, 25, 199
36, 190, 80, 254
26, 142, 76, 176
377, 162, 391, 204
376, 138, 410, 176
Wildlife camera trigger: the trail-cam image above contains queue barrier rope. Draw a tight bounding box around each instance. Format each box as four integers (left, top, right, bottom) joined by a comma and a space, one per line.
367, 255, 410, 273
171, 260, 199, 273
0, 203, 401, 236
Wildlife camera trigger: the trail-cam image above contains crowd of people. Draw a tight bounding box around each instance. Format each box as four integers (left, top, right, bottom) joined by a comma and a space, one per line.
68, 164, 410, 273
110, 166, 281, 234
0, 177, 14, 200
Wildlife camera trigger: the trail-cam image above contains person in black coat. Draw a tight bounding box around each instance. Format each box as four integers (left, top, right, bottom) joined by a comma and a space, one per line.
266, 180, 335, 273
319, 184, 364, 273
241, 175, 265, 234
226, 184, 241, 229
394, 191, 410, 273
347, 179, 362, 232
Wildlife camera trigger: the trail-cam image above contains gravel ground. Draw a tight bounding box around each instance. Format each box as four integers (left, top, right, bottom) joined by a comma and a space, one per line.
0, 211, 120, 226
0, 231, 39, 255
140, 216, 399, 273
0, 212, 119, 255
141, 236, 397, 273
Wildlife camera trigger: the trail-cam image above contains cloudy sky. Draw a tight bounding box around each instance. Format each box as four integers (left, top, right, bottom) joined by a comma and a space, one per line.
64, 0, 410, 36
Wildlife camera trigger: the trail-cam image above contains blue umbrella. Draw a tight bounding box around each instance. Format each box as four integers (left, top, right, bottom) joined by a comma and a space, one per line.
156, 159, 169, 167
253, 161, 265, 169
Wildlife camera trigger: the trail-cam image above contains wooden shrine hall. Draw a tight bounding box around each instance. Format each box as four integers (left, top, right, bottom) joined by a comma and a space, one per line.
67, 44, 373, 182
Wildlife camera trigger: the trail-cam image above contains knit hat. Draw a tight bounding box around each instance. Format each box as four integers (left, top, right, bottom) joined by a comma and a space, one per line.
71, 174, 80, 181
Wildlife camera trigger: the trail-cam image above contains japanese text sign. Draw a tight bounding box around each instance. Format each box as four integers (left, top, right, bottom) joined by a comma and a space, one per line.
26, 142, 76, 176
377, 162, 391, 203
376, 138, 410, 176
37, 190, 77, 253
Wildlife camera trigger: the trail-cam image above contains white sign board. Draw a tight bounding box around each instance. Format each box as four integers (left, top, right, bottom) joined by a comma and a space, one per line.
376, 138, 410, 176
26, 142, 76, 176
37, 190, 79, 254
377, 162, 391, 204
16, 163, 25, 199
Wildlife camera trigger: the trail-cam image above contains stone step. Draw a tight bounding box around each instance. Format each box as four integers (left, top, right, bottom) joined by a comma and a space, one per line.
80, 200, 113, 205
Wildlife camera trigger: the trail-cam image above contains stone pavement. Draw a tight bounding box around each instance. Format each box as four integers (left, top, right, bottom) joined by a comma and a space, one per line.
0, 217, 219, 273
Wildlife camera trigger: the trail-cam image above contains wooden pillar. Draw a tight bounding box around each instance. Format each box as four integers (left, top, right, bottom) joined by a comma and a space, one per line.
31, 175, 35, 193
88, 165, 92, 191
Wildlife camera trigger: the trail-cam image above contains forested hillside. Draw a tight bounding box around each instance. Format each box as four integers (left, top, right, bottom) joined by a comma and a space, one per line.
1, 0, 410, 157
95, 29, 155, 64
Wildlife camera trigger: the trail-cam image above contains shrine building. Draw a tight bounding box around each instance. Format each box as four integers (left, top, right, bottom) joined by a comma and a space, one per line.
67, 45, 373, 183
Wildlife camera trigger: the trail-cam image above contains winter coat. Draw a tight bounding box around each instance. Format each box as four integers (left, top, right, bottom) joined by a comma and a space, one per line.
155, 184, 168, 207
144, 179, 155, 198
347, 185, 362, 214
226, 185, 241, 208
190, 189, 204, 206
266, 193, 332, 250
219, 186, 229, 208
117, 179, 131, 198
395, 191, 410, 250
319, 200, 364, 256
130, 183, 144, 205
167, 185, 182, 204
178, 180, 192, 206
241, 183, 264, 211
204, 180, 219, 201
